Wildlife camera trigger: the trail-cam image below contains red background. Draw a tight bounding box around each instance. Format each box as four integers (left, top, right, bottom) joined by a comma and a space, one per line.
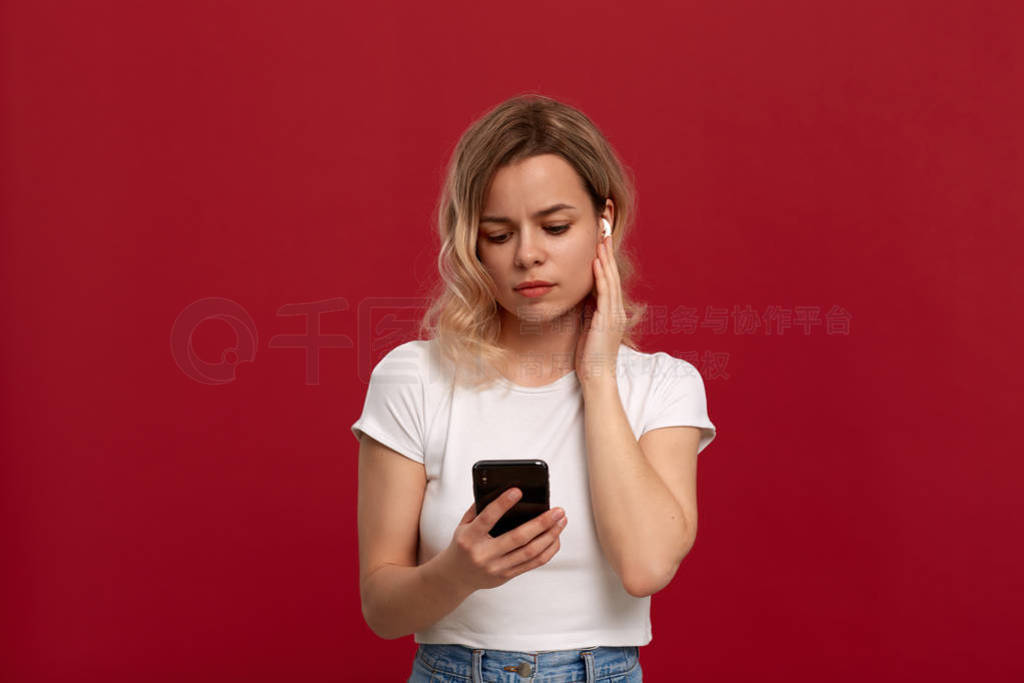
2, 1, 1021, 680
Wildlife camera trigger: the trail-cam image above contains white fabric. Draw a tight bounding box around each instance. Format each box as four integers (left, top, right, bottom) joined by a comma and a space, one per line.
351, 338, 716, 650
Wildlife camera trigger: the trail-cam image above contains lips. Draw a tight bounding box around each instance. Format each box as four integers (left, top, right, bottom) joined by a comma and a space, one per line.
515, 280, 554, 290
515, 283, 554, 298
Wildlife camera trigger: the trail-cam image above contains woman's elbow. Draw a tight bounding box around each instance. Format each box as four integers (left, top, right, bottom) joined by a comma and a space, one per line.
361, 599, 404, 640
623, 532, 697, 597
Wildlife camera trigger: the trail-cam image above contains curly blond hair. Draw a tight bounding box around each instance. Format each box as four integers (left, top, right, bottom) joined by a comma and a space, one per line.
418, 93, 648, 388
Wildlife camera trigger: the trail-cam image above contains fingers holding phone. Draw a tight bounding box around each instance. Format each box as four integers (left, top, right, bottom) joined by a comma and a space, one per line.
488, 490, 568, 576
442, 488, 568, 592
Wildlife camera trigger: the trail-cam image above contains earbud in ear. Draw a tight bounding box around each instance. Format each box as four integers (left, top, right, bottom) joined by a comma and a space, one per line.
601, 218, 612, 239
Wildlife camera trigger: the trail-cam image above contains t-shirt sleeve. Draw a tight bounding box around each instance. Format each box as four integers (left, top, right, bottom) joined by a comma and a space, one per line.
641, 355, 717, 454
350, 344, 426, 464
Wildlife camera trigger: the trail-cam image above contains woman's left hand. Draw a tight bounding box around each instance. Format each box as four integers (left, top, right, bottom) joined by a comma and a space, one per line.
574, 234, 626, 388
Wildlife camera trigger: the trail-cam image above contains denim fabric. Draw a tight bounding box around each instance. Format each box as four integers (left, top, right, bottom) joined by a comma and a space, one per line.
407, 643, 642, 682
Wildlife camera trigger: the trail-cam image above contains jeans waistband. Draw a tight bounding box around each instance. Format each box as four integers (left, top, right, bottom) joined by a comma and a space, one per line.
415, 643, 640, 682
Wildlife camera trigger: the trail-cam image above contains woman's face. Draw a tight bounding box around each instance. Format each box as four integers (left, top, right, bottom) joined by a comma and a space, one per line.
476, 154, 612, 326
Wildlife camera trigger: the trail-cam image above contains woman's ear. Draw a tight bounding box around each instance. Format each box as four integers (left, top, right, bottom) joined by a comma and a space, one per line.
601, 198, 615, 234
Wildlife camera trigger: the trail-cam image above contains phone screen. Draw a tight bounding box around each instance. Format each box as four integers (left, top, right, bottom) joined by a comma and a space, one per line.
472, 459, 550, 538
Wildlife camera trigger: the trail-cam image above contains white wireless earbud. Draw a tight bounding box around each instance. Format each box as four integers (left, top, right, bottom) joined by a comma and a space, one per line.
601, 218, 612, 239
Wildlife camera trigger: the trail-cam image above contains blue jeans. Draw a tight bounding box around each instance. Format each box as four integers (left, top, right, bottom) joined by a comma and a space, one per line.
407, 643, 642, 682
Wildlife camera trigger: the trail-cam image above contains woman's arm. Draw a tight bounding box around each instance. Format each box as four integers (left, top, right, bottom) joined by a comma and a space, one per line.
361, 554, 476, 640
358, 435, 475, 639
576, 236, 701, 598
580, 381, 698, 598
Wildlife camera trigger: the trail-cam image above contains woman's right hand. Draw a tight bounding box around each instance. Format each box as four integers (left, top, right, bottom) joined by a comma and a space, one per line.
438, 488, 568, 591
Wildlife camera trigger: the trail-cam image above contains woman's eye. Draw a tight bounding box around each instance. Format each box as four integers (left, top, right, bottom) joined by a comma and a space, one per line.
485, 225, 570, 244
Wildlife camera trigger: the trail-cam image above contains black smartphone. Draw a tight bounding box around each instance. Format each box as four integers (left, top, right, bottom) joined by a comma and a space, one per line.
472, 459, 550, 538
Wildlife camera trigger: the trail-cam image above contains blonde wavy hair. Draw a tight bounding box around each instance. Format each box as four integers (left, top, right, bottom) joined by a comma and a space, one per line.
418, 93, 648, 388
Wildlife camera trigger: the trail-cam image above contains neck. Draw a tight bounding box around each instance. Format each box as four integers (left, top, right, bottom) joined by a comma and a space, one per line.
494, 302, 585, 380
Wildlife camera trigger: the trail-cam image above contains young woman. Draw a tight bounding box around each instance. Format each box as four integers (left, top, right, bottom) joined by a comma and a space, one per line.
352, 94, 717, 682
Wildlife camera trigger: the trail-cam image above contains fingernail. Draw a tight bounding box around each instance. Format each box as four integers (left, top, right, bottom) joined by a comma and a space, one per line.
558, 517, 567, 527
507, 488, 521, 500
552, 508, 564, 520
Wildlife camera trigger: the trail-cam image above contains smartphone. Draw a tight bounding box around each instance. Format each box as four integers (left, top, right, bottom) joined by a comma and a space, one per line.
472, 459, 550, 538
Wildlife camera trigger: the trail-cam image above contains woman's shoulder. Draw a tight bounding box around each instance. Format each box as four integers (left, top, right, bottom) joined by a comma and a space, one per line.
375, 338, 432, 364
371, 338, 451, 387
618, 343, 701, 380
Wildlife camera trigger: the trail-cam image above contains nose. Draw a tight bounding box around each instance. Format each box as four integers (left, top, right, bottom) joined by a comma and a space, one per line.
513, 227, 545, 267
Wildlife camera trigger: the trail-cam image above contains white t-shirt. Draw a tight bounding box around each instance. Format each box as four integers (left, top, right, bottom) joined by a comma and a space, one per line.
351, 338, 716, 650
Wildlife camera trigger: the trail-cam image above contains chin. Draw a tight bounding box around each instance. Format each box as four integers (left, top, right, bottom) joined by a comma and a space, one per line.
510, 300, 580, 324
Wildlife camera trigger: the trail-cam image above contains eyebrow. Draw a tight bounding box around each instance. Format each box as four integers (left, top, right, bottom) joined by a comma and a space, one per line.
479, 203, 578, 226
